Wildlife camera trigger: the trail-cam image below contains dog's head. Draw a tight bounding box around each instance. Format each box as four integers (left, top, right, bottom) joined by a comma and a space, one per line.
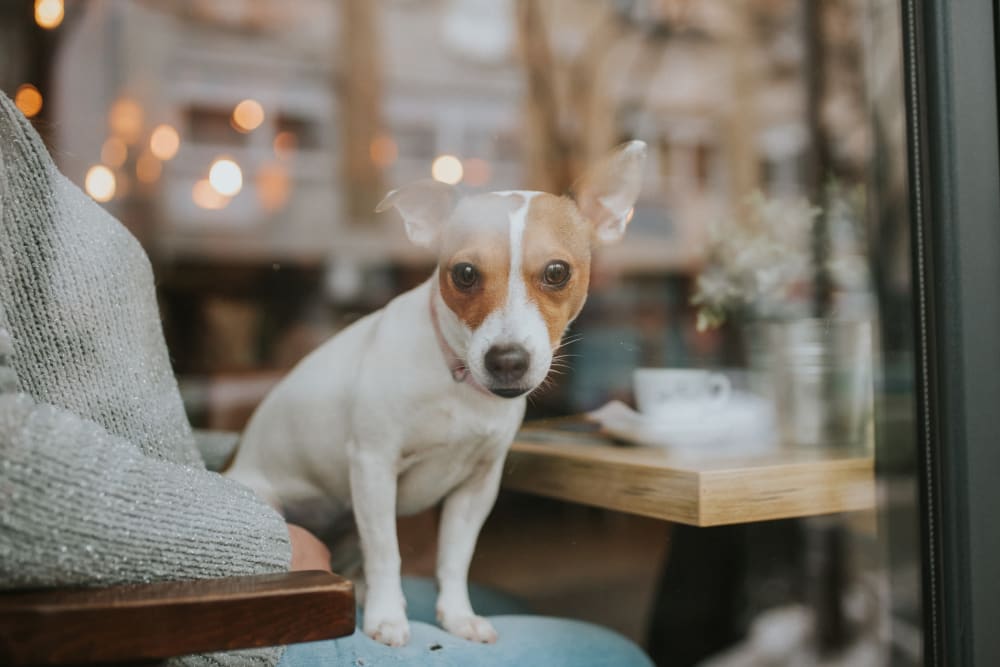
377, 141, 646, 398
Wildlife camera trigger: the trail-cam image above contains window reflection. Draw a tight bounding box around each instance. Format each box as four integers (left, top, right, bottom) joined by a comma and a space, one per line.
2, 0, 922, 664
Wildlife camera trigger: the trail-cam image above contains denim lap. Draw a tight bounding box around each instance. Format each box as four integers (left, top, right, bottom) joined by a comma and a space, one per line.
277, 616, 653, 667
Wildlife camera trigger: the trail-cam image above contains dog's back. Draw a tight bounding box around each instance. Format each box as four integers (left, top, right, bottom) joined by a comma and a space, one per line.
227, 308, 383, 513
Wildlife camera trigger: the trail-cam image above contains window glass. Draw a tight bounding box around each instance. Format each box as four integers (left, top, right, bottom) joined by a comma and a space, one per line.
2, 1, 923, 663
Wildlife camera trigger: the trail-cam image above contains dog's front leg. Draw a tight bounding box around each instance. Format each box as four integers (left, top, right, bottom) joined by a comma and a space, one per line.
350, 449, 409, 646
435, 455, 504, 643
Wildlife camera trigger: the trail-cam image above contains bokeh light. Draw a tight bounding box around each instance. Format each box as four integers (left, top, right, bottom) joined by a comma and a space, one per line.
115, 172, 131, 199
256, 162, 292, 212
34, 0, 63, 29
431, 154, 463, 185
149, 124, 180, 160
14, 84, 43, 118
232, 99, 265, 133
101, 137, 128, 168
369, 134, 398, 168
463, 158, 492, 187
192, 179, 231, 210
274, 131, 297, 160
109, 98, 144, 144
136, 151, 162, 184
84, 165, 116, 203
209, 158, 243, 196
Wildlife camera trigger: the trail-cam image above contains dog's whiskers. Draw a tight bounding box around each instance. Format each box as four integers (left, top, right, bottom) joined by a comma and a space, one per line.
554, 335, 583, 352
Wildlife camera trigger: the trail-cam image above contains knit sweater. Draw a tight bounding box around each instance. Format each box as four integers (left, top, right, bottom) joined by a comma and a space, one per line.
0, 93, 292, 666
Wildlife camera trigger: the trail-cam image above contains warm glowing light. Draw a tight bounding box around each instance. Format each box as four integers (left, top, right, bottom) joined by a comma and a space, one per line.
431, 154, 463, 185
84, 165, 116, 203
100, 137, 127, 168
625, 207, 636, 223
256, 162, 291, 212
273, 131, 297, 160
463, 158, 491, 187
369, 134, 398, 168
208, 158, 243, 196
231, 99, 265, 133
192, 179, 231, 210
149, 124, 180, 160
115, 172, 131, 199
34, 0, 63, 29
136, 151, 162, 184
14, 84, 43, 118
109, 98, 144, 144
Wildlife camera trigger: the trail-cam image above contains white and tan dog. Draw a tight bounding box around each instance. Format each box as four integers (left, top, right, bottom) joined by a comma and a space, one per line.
227, 141, 646, 647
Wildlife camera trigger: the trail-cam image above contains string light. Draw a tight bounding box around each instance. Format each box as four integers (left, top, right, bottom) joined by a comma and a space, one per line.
232, 99, 265, 133
256, 162, 291, 212
101, 137, 128, 168
136, 151, 162, 184
34, 0, 63, 29
192, 179, 231, 210
149, 124, 180, 160
431, 155, 463, 185
370, 134, 398, 168
109, 98, 144, 144
274, 131, 297, 160
14, 84, 43, 118
84, 165, 116, 203
209, 158, 243, 196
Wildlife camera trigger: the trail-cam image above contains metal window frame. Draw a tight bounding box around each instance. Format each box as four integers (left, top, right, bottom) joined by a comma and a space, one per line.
903, 0, 1000, 664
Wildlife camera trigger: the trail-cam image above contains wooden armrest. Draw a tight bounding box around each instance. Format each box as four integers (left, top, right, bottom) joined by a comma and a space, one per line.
0, 571, 355, 666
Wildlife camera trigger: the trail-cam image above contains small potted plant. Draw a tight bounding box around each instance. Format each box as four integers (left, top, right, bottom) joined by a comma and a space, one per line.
691, 191, 820, 332
691, 187, 873, 449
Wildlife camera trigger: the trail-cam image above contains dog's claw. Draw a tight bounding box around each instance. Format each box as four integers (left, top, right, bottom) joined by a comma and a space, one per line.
442, 614, 498, 643
365, 617, 411, 647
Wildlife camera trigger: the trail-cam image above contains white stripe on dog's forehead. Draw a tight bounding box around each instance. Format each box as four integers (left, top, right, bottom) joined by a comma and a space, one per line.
504, 191, 540, 275
502, 192, 545, 341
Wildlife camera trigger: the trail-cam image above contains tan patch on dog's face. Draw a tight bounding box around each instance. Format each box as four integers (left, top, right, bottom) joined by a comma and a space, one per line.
521, 194, 592, 346
437, 193, 523, 330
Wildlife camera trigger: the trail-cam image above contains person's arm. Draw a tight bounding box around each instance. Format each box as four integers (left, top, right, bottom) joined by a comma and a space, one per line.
0, 393, 293, 589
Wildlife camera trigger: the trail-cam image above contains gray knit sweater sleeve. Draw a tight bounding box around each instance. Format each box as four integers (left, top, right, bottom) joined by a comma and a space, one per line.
0, 392, 291, 588
0, 93, 296, 666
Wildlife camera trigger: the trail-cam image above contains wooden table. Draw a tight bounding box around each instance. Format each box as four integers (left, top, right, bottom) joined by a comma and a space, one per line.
502, 422, 875, 527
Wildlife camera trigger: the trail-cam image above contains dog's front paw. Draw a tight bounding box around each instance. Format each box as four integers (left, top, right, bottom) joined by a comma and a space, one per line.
440, 613, 498, 644
364, 613, 411, 647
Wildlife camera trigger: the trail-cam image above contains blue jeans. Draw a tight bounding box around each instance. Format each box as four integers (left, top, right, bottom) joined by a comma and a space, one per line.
278, 578, 653, 667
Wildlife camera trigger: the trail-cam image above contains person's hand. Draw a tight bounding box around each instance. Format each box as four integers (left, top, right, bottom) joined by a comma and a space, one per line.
287, 523, 332, 572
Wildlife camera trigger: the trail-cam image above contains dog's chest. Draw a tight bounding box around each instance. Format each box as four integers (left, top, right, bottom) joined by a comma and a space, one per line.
393, 399, 516, 515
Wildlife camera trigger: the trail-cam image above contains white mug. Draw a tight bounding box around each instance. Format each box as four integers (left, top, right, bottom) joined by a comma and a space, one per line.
633, 368, 732, 420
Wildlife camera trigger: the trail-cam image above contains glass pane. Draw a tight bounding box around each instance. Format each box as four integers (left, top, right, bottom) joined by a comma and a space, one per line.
1, 1, 924, 664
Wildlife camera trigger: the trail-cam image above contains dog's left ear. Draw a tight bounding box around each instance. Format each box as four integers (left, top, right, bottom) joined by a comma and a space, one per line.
375, 180, 458, 248
571, 140, 647, 245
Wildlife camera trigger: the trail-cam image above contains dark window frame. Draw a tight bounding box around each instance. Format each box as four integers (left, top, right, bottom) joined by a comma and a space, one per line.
904, 0, 1000, 664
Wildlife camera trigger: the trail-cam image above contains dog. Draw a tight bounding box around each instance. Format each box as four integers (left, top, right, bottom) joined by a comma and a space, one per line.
226, 140, 647, 647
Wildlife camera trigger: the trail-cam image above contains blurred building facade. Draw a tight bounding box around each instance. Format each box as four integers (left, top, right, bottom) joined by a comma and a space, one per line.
32, 0, 872, 416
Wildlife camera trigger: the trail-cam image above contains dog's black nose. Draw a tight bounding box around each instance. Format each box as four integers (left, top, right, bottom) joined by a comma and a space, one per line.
485, 344, 530, 384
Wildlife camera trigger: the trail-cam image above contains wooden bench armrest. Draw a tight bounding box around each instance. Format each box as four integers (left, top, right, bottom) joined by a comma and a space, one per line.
0, 571, 355, 666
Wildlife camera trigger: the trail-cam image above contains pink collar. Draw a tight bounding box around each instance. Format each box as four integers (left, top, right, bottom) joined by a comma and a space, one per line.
429, 289, 494, 397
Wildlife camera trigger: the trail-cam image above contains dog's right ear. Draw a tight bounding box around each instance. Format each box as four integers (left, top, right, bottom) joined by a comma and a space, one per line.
375, 180, 458, 248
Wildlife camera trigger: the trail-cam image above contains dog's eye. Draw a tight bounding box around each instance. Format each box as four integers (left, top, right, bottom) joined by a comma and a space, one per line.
542, 261, 571, 288
451, 263, 479, 290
